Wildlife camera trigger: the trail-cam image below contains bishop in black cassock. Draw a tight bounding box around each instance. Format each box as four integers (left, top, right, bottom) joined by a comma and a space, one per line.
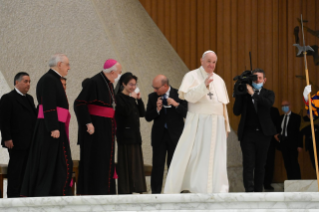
20, 54, 73, 197
74, 59, 122, 195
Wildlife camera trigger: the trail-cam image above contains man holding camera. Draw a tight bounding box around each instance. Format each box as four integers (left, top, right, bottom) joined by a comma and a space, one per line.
233, 68, 276, 192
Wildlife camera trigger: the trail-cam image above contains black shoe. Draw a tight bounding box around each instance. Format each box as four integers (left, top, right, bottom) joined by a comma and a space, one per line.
264, 185, 274, 190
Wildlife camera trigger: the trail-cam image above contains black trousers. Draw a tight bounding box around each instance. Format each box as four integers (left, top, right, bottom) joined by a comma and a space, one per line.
151, 129, 177, 194
263, 138, 276, 187
7, 148, 29, 198
280, 138, 301, 179
240, 130, 271, 192
308, 140, 319, 170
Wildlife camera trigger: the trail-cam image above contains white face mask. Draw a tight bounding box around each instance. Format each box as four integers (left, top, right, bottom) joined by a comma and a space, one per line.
114, 73, 121, 84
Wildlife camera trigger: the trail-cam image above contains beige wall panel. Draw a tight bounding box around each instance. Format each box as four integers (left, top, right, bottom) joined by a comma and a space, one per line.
0, 0, 189, 167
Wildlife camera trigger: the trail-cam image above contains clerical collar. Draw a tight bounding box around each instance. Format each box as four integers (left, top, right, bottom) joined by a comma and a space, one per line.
15, 87, 25, 96
51, 68, 62, 77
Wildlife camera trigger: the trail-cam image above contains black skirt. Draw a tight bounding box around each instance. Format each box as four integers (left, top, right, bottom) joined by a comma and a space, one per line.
117, 143, 147, 194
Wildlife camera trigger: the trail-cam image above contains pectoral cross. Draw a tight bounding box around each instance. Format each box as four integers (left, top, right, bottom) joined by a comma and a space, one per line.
207, 92, 213, 99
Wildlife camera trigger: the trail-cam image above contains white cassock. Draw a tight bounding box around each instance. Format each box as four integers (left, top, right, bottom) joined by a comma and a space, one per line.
164, 66, 230, 193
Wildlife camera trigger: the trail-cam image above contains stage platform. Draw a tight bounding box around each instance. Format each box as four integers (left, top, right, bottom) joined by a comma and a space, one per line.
0, 192, 319, 212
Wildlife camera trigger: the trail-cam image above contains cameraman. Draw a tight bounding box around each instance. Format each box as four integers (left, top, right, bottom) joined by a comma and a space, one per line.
233, 68, 276, 192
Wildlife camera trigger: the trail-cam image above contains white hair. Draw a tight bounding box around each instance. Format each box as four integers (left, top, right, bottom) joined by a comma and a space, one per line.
103, 63, 117, 73
48, 54, 66, 67
202, 50, 218, 61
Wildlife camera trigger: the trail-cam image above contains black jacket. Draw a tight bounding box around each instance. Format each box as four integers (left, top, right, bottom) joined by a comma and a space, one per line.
115, 93, 145, 145
271, 107, 281, 134
278, 112, 301, 149
233, 87, 276, 141
0, 89, 36, 149
145, 87, 187, 146
299, 116, 319, 151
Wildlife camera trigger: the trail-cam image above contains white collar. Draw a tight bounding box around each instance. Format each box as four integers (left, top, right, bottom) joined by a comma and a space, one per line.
165, 86, 171, 97
253, 87, 262, 93
285, 111, 292, 116
51, 68, 62, 77
15, 87, 25, 96
199, 66, 213, 78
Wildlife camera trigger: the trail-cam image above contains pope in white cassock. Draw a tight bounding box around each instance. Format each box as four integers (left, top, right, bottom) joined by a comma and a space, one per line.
164, 50, 230, 193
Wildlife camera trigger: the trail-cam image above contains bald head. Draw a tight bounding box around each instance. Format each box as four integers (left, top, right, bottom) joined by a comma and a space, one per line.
152, 75, 169, 95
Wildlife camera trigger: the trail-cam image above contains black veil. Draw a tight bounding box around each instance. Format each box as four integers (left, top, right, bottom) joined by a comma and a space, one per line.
114, 72, 133, 95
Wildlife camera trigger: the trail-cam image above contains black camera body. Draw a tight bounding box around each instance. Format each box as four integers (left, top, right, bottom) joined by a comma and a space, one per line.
233, 70, 257, 96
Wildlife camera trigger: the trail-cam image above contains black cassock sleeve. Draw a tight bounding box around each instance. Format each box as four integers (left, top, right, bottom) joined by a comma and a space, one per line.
74, 79, 98, 126
42, 78, 59, 132
0, 94, 13, 142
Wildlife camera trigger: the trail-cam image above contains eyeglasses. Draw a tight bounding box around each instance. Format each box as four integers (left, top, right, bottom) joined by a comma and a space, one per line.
128, 83, 137, 87
152, 84, 164, 90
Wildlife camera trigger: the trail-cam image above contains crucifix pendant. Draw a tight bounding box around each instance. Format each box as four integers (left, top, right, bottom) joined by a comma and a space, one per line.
207, 92, 213, 99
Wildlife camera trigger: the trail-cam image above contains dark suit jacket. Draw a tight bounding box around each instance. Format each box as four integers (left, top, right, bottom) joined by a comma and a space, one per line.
278, 112, 301, 149
145, 87, 187, 146
0, 89, 37, 150
233, 87, 276, 141
271, 107, 281, 134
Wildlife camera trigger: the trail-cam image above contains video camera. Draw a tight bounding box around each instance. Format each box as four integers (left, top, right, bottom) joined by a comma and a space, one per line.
233, 70, 257, 96
233, 52, 257, 96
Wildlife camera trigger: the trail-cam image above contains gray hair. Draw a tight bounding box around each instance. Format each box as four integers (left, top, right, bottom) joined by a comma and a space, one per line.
48, 54, 66, 67
103, 63, 117, 73
202, 50, 218, 61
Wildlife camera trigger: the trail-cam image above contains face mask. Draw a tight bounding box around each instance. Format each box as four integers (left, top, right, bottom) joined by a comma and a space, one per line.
114, 73, 121, 84
282, 106, 289, 113
252, 82, 263, 90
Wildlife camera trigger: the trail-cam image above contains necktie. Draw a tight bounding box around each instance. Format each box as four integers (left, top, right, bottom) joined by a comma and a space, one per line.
254, 90, 259, 112
162, 94, 167, 114
282, 115, 288, 136
162, 94, 168, 129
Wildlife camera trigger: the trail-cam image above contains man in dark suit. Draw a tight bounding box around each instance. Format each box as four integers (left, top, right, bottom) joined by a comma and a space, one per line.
263, 106, 281, 190
0, 72, 36, 198
145, 75, 187, 194
274, 100, 301, 179
233, 68, 276, 192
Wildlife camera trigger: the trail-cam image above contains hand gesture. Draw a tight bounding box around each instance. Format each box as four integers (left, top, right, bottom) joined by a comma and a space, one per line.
167, 97, 179, 107
51, 130, 60, 139
157, 97, 163, 111
205, 73, 214, 87
303, 85, 311, 102
136, 92, 141, 99
4, 139, 13, 149
87, 123, 95, 135
131, 92, 138, 99
246, 84, 254, 95
274, 134, 280, 142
